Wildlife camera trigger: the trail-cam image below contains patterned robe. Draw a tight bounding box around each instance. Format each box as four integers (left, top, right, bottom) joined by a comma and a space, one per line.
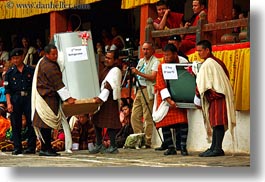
32, 57, 65, 128
154, 61, 188, 129
71, 119, 96, 150
92, 66, 122, 129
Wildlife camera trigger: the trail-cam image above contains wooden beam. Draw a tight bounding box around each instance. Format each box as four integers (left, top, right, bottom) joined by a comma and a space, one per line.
150, 18, 249, 42
151, 26, 197, 38
202, 18, 248, 32
50, 11, 67, 40
139, 4, 156, 57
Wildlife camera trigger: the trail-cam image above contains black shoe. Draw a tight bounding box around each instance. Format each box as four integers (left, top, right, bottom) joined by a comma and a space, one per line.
39, 150, 60, 156
12, 149, 22, 155
23, 148, 36, 154
180, 146, 188, 156
164, 148, 177, 155
89, 144, 105, 154
155, 145, 167, 151
102, 146, 119, 154
198, 148, 212, 157
203, 149, 225, 157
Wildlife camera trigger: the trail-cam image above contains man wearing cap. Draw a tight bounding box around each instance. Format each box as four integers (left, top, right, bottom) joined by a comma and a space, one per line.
4, 48, 37, 155
168, 35, 189, 61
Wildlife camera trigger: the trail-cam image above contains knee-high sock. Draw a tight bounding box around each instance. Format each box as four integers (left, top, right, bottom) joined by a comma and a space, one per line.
162, 126, 174, 148
161, 127, 171, 147
40, 128, 52, 151
107, 128, 117, 147
179, 123, 188, 148
214, 125, 225, 151
94, 126, 103, 146
210, 127, 216, 150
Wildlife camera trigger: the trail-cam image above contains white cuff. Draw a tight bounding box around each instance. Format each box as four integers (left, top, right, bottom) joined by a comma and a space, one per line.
194, 95, 201, 106
57, 86, 71, 101
98, 88, 110, 102
160, 88, 171, 100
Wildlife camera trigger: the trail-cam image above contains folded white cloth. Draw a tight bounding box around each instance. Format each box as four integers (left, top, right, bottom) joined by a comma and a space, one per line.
152, 92, 169, 123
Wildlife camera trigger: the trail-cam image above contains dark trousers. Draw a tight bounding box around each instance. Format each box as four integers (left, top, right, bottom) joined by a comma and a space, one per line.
10, 95, 37, 151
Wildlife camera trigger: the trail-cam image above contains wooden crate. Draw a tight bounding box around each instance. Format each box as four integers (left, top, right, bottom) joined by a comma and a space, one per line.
62, 98, 101, 117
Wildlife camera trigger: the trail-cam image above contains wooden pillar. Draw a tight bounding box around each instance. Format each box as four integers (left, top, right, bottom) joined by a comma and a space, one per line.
207, 0, 233, 44
139, 4, 156, 57
50, 11, 68, 41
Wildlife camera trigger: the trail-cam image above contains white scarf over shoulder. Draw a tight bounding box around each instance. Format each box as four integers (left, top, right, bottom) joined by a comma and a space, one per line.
31, 59, 72, 152
196, 57, 236, 146
98, 67, 122, 101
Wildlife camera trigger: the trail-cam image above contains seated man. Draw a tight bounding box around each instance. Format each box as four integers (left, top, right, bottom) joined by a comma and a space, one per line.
71, 114, 96, 151
180, 0, 207, 54
153, 0, 184, 49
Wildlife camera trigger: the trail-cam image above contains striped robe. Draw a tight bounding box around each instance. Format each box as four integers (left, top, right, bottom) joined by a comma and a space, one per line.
32, 57, 64, 128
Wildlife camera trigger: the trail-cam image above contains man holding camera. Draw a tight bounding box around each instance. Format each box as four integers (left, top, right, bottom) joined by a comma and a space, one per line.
130, 41, 159, 148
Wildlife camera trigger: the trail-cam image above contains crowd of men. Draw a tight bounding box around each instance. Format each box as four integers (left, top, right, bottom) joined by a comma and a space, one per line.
0, 0, 236, 158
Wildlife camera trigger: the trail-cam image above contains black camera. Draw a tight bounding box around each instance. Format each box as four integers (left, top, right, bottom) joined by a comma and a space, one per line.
120, 48, 138, 67
119, 38, 138, 67
119, 48, 134, 58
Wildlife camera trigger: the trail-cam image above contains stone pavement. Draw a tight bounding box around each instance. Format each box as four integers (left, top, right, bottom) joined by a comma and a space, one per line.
0, 149, 250, 167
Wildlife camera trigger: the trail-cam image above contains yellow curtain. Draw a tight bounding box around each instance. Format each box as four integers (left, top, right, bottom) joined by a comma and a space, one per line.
188, 43, 250, 111
0, 0, 101, 19
121, 0, 159, 9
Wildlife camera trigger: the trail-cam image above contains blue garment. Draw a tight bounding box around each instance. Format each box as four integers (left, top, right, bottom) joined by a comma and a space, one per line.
0, 87, 6, 102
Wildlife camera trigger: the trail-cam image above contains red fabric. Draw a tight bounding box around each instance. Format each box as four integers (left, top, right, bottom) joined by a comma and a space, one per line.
179, 39, 196, 54
153, 12, 183, 48
154, 63, 188, 129
58, 132, 65, 141
205, 90, 228, 127
180, 9, 207, 54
